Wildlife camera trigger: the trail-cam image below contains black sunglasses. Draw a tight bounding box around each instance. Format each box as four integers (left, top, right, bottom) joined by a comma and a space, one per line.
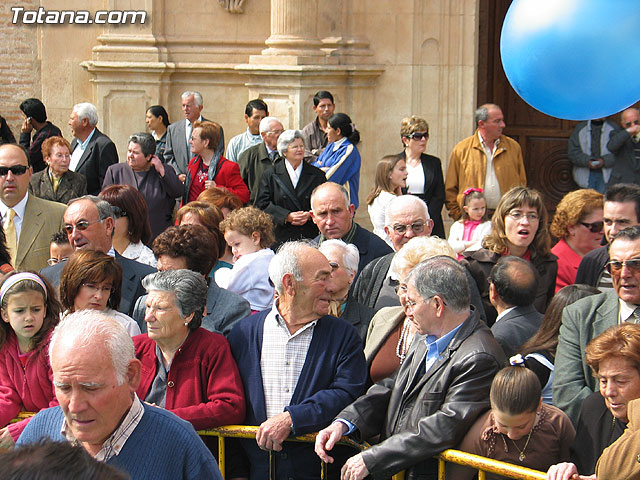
580, 221, 603, 233
406, 132, 428, 141
606, 259, 640, 273
0, 165, 28, 176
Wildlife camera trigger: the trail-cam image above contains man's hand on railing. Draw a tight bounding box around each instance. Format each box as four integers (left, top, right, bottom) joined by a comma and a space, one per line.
315, 421, 348, 463
341, 453, 369, 480
546, 462, 595, 480
256, 411, 292, 452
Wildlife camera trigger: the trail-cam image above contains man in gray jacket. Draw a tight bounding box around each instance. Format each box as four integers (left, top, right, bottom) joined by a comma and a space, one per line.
315, 256, 505, 479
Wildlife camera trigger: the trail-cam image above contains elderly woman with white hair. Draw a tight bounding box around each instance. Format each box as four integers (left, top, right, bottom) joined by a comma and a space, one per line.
365, 236, 457, 383
134, 269, 245, 431
318, 239, 375, 339
255, 129, 326, 245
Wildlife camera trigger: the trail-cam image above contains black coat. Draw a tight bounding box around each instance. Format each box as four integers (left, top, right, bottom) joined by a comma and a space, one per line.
398, 151, 446, 239
70, 128, 118, 195
255, 159, 326, 245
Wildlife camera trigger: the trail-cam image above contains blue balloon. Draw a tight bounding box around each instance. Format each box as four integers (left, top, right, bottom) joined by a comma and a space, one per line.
500, 0, 640, 120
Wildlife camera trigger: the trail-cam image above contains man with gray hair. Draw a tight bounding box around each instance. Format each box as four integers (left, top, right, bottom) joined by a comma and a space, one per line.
227, 241, 367, 479
17, 310, 222, 480
316, 256, 505, 479
163, 91, 224, 181
40, 195, 155, 315
238, 116, 284, 203
318, 239, 374, 339
68, 102, 118, 195
445, 103, 526, 220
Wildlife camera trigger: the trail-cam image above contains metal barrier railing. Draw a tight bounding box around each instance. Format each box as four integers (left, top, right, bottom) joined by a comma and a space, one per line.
11, 413, 546, 480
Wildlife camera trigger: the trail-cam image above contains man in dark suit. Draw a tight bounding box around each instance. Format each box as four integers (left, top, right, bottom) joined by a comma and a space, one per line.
40, 196, 155, 316
0, 144, 66, 271
239, 116, 284, 204
607, 108, 640, 186
311, 182, 392, 280
18, 98, 62, 172
68, 102, 118, 195
488, 256, 543, 358
315, 256, 505, 479
227, 242, 367, 479
555, 225, 640, 424
163, 91, 224, 181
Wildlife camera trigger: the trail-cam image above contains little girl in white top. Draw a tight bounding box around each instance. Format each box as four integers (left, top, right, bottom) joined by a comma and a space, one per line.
218, 206, 275, 313
448, 188, 491, 260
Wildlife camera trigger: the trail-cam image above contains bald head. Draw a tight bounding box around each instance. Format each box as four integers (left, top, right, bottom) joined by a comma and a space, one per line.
489, 256, 538, 308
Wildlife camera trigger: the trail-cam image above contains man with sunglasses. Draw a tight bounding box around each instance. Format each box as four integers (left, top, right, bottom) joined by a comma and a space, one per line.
310, 182, 392, 281
40, 195, 155, 316
555, 225, 640, 424
576, 183, 640, 291
0, 144, 65, 271
607, 107, 640, 186
445, 103, 526, 220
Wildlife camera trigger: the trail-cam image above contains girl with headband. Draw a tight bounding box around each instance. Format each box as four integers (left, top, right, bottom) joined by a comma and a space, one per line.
0, 272, 62, 449
447, 188, 491, 260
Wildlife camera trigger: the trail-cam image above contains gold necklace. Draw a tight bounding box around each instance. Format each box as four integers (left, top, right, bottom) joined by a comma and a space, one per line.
510, 428, 533, 462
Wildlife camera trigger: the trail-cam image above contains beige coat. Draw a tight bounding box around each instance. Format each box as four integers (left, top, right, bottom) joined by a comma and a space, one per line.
596, 398, 640, 479
445, 130, 526, 220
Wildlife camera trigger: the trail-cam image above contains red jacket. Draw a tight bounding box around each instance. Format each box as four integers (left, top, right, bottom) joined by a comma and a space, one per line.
184, 154, 250, 204
134, 327, 245, 430
0, 332, 58, 441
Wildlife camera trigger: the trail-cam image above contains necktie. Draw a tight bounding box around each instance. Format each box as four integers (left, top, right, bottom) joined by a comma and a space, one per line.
269, 151, 277, 162
5, 209, 17, 266
631, 307, 640, 323
186, 121, 192, 155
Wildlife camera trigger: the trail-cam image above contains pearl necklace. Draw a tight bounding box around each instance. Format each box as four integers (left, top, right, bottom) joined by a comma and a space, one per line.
395, 319, 412, 364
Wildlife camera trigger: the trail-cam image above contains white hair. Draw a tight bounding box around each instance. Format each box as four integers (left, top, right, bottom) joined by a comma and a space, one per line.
49, 310, 134, 385
181, 91, 203, 107
72, 103, 98, 126
259, 116, 282, 134
276, 129, 304, 157
384, 195, 430, 226
318, 239, 359, 276
268, 241, 311, 294
390, 236, 455, 278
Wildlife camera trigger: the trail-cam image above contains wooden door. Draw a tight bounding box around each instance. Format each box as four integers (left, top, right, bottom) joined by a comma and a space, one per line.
478, 0, 580, 213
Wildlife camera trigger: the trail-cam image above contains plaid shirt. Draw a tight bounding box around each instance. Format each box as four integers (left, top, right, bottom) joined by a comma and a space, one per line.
61, 394, 145, 462
261, 303, 317, 419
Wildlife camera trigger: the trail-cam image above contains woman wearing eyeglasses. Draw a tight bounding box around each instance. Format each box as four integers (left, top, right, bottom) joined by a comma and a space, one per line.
550, 189, 604, 293
312, 113, 362, 208
59, 249, 140, 336
397, 115, 446, 238
462, 186, 557, 325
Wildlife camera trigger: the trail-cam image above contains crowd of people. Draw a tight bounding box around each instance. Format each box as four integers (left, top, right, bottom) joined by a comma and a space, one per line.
0, 92, 638, 480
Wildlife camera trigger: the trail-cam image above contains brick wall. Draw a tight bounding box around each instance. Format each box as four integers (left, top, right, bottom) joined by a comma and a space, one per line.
0, 1, 40, 139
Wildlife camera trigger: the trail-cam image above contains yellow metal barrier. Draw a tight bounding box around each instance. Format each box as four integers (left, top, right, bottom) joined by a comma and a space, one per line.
10, 414, 546, 480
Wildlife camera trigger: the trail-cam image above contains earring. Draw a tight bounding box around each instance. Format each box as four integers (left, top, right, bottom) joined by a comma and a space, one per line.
184, 321, 189, 326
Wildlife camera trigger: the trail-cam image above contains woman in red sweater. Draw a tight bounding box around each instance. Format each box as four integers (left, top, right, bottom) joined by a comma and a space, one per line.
134, 268, 245, 430
0, 272, 62, 447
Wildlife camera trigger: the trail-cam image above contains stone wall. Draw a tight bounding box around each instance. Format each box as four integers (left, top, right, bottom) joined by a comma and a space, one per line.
0, 0, 480, 226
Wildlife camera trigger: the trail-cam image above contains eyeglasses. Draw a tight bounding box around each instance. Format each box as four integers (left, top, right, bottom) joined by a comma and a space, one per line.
406, 132, 428, 141
507, 211, 539, 222
606, 259, 640, 273
328, 261, 340, 271
63, 219, 103, 234
81, 283, 113, 295
392, 221, 426, 234
406, 295, 447, 311
47, 257, 68, 266
624, 120, 640, 128
288, 144, 305, 150
267, 129, 284, 136
580, 221, 604, 233
0, 165, 29, 176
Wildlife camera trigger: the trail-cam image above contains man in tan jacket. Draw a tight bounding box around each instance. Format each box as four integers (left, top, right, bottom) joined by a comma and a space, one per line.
445, 104, 526, 220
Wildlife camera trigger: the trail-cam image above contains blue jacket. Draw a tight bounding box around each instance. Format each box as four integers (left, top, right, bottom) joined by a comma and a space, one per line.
313, 139, 361, 208
227, 309, 367, 479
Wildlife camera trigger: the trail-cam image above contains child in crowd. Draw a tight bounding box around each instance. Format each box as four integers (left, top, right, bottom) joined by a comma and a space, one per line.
219, 207, 275, 313
0, 272, 62, 447
449, 364, 575, 479
48, 230, 73, 267
447, 188, 491, 260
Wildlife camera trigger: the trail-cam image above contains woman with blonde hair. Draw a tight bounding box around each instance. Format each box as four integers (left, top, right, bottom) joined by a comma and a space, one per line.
550, 189, 604, 292
397, 115, 445, 238
366, 155, 408, 246
463, 186, 557, 325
